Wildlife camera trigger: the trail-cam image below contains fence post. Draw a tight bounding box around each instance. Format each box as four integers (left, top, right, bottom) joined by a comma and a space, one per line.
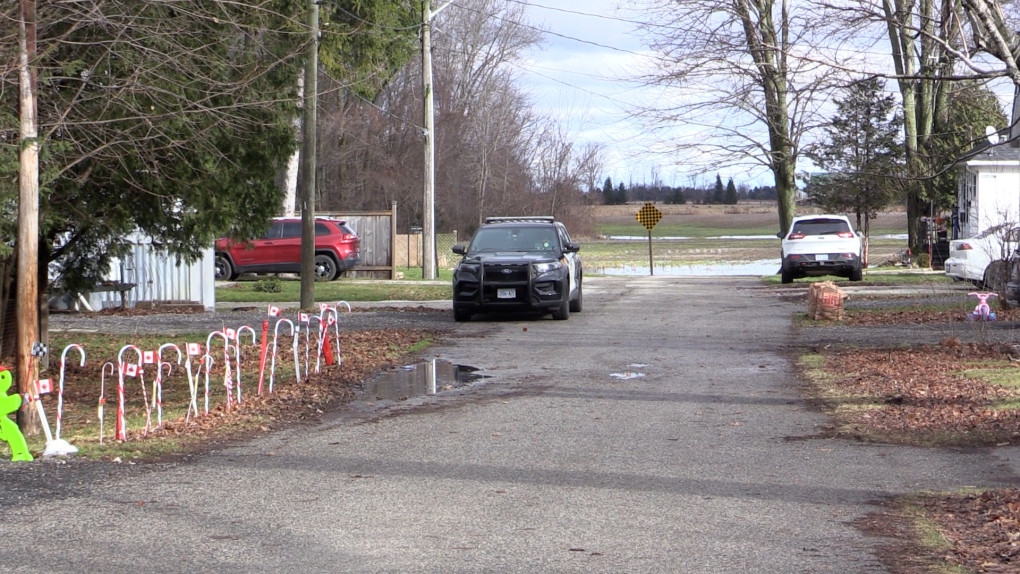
389, 201, 397, 280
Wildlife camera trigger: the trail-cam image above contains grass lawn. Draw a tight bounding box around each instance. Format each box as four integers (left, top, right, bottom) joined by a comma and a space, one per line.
217, 277, 452, 303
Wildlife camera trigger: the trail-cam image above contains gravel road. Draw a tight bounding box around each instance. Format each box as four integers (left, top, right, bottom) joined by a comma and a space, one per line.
4, 276, 1020, 573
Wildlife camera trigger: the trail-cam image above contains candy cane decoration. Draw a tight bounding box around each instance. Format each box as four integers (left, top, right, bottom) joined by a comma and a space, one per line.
322, 308, 337, 367
56, 344, 86, 442
234, 325, 256, 404
184, 342, 202, 420
99, 362, 115, 444
299, 313, 311, 380
200, 354, 215, 415
334, 301, 351, 364
116, 345, 143, 441
310, 315, 326, 374
154, 343, 182, 428
270, 318, 295, 393
207, 331, 232, 411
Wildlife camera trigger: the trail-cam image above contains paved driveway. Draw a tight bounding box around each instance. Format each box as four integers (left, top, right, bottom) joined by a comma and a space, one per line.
4, 276, 1020, 573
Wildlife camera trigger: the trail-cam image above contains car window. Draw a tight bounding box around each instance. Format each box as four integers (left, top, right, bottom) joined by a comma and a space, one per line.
338, 223, 356, 236
262, 222, 284, 240
314, 222, 331, 236
790, 219, 851, 236
281, 221, 301, 238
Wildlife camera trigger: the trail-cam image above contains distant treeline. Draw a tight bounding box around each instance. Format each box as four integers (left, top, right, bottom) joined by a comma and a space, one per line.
599, 176, 778, 206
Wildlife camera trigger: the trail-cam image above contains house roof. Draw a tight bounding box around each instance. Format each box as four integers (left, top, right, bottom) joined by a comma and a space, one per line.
959, 131, 1020, 165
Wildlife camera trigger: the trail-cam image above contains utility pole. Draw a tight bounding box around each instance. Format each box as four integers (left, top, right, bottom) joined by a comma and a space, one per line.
16, 0, 41, 434
421, 1, 452, 281
421, 0, 436, 281
299, 0, 319, 309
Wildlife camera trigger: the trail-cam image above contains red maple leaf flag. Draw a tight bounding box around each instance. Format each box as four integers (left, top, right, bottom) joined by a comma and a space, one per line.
187, 342, 201, 356
143, 350, 155, 364
36, 379, 52, 395
268, 305, 281, 317
299, 313, 310, 323
125, 363, 138, 377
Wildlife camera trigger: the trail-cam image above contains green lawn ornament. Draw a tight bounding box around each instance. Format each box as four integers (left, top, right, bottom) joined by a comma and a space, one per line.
0, 367, 33, 462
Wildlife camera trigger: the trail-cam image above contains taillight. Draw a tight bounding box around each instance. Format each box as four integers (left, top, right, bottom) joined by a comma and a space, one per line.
341, 234, 356, 241
787, 232, 805, 239
836, 231, 854, 238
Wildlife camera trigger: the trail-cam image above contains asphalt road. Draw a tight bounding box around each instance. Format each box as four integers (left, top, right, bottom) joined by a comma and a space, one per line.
5, 276, 1020, 573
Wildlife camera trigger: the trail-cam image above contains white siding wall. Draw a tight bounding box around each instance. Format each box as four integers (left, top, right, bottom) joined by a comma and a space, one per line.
974, 169, 1020, 235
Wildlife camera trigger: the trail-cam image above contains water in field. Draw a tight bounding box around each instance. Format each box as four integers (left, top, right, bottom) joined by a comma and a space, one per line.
595, 259, 781, 277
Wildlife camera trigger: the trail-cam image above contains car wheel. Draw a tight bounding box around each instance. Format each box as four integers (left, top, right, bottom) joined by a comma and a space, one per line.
551, 294, 570, 320
849, 264, 863, 282
569, 281, 583, 313
314, 254, 339, 282
215, 255, 236, 281
781, 268, 793, 284
453, 305, 472, 322
983, 260, 1008, 292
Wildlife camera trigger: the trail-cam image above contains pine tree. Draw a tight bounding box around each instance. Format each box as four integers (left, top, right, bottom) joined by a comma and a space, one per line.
724, 178, 738, 205
602, 177, 614, 205
711, 174, 725, 204
616, 183, 628, 205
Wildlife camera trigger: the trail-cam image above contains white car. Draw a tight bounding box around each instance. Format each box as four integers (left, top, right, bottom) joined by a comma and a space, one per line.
944, 224, 1020, 288
779, 215, 863, 284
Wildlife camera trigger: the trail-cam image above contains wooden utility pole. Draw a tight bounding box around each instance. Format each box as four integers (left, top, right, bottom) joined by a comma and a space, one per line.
16, 0, 41, 434
299, 0, 318, 310
421, 0, 437, 281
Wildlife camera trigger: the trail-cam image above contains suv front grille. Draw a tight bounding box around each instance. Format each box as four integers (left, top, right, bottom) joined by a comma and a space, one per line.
482, 262, 529, 282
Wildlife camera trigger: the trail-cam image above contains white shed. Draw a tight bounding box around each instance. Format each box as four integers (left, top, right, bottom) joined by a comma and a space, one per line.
83, 232, 216, 311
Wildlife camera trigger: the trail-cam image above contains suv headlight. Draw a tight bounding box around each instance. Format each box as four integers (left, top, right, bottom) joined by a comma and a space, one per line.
533, 261, 563, 274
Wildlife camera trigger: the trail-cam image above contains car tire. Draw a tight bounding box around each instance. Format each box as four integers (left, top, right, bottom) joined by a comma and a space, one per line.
781, 267, 793, 284
215, 255, 237, 281
314, 254, 339, 282
569, 281, 583, 313
551, 294, 570, 320
453, 305, 472, 322
983, 260, 1008, 292
849, 264, 863, 282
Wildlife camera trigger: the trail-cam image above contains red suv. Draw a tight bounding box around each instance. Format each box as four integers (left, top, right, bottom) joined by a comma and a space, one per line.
214, 217, 360, 281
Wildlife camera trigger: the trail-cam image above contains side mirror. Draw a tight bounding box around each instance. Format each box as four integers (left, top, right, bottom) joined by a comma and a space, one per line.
776, 231, 784, 239
564, 242, 580, 253
452, 244, 467, 255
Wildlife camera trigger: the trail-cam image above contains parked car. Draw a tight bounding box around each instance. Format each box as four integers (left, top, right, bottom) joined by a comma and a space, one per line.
1001, 243, 1020, 306
451, 216, 582, 322
945, 224, 1019, 290
778, 215, 863, 284
214, 217, 360, 282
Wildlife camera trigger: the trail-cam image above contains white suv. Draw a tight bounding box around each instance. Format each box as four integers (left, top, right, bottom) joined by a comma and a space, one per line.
779, 215, 863, 284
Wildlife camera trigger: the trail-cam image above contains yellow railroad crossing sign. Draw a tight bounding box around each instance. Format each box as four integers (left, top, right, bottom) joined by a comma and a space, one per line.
636, 202, 663, 230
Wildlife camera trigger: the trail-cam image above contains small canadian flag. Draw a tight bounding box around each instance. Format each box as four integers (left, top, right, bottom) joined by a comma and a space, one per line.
187, 342, 201, 356
142, 350, 156, 364
268, 305, 281, 317
299, 313, 310, 323
319, 302, 329, 311
124, 363, 138, 377
36, 379, 52, 395
225, 328, 236, 339
327, 314, 336, 326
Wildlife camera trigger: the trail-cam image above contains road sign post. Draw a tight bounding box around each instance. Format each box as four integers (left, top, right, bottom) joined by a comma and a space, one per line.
635, 202, 663, 276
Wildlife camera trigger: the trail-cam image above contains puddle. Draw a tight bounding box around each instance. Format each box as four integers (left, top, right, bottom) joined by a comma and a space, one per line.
357, 359, 488, 402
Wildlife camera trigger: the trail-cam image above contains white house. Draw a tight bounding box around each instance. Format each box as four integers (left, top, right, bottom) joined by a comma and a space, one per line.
957, 137, 1020, 238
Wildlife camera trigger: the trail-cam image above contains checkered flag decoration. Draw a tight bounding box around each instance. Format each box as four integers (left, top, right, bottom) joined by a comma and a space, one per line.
31, 342, 48, 358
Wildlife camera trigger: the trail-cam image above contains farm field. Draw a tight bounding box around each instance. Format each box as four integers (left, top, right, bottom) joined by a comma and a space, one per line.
584, 203, 909, 273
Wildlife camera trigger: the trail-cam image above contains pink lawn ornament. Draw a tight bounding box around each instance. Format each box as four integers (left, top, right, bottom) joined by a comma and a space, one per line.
968, 292, 998, 321
270, 319, 296, 393
116, 345, 143, 441
234, 326, 257, 404
56, 344, 86, 443
99, 362, 115, 444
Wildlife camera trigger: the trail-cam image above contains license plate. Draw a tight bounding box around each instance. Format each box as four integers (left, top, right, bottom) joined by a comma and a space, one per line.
497, 288, 516, 299
815, 254, 829, 261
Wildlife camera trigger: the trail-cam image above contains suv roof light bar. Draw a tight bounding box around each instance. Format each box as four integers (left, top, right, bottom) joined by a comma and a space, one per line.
483, 216, 555, 224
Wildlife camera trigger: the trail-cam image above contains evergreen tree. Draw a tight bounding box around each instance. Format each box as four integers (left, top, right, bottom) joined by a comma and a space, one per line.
711, 174, 725, 204
616, 183, 628, 205
670, 187, 686, 205
805, 77, 903, 235
724, 178, 738, 205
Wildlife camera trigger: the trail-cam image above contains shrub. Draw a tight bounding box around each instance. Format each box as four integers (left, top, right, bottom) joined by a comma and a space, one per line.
915, 253, 931, 268
252, 278, 282, 293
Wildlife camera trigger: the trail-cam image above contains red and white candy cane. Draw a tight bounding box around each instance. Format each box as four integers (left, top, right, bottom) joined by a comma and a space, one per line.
310, 315, 326, 374
270, 318, 295, 393
334, 301, 351, 365
154, 343, 182, 427
98, 362, 116, 444
200, 353, 215, 415
116, 345, 143, 441
56, 344, 86, 442
207, 331, 233, 410
233, 326, 256, 404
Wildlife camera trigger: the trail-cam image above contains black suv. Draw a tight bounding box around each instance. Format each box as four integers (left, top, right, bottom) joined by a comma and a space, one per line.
451, 216, 582, 322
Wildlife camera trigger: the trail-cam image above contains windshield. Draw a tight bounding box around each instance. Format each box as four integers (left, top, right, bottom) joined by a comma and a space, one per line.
469, 227, 559, 253
790, 219, 852, 236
